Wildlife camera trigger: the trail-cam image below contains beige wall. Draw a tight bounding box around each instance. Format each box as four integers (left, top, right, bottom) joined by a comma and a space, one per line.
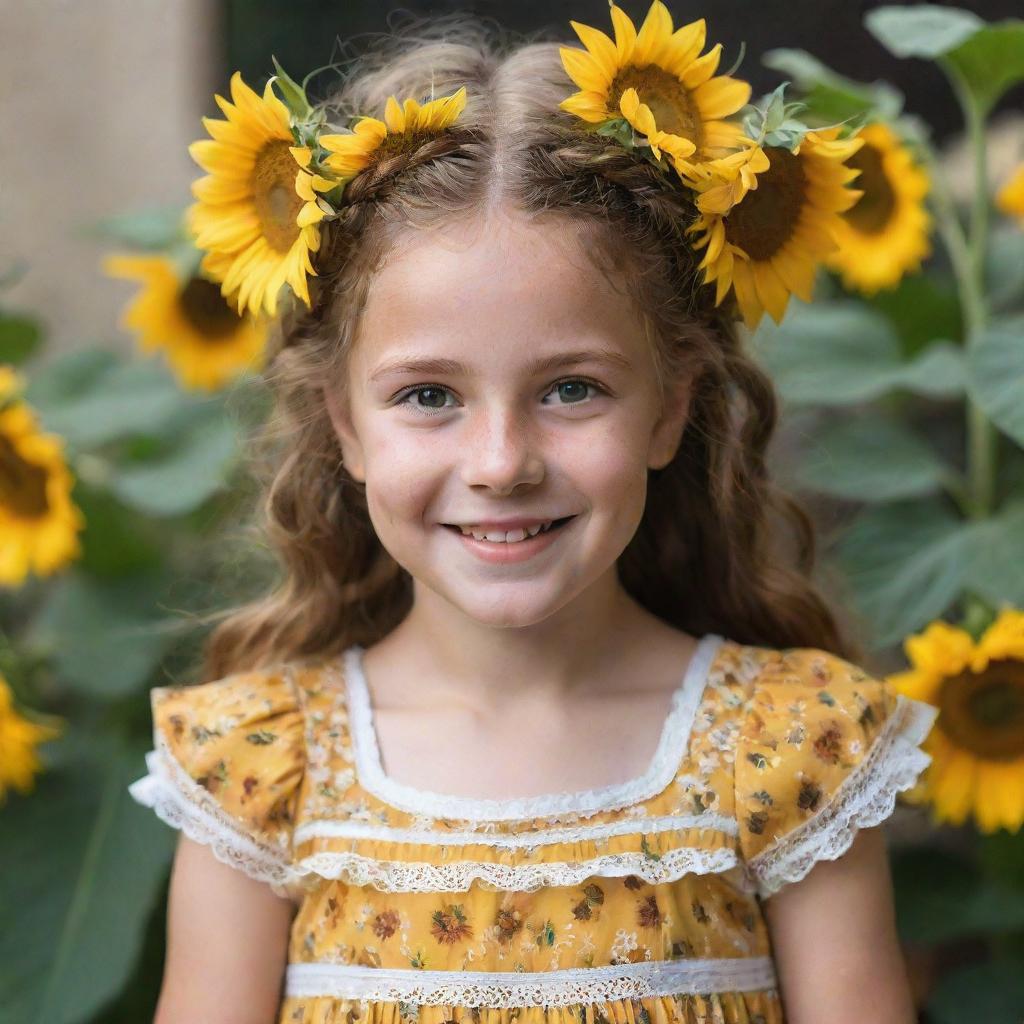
0, 0, 219, 354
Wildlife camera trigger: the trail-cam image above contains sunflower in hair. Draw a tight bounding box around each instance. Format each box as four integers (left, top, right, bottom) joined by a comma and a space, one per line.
188, 72, 332, 319
558, 1, 750, 167
687, 127, 864, 329
825, 122, 932, 295
318, 87, 468, 181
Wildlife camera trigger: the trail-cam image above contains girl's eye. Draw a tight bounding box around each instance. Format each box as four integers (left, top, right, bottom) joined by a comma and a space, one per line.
393, 378, 606, 416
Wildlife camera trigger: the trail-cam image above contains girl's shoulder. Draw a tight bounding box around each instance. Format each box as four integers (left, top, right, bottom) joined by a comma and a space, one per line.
713, 639, 938, 898
128, 660, 321, 897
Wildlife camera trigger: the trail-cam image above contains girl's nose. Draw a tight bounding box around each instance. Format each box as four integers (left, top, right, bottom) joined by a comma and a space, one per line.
459, 408, 544, 493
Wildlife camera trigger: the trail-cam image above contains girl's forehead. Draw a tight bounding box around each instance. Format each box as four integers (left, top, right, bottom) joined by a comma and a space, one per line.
354, 213, 645, 366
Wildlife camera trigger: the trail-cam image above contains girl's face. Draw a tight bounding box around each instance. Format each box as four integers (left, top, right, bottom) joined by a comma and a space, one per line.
326, 210, 692, 629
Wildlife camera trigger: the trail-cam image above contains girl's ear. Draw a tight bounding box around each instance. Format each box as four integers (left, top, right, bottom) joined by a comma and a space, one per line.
647, 373, 693, 471
323, 386, 367, 483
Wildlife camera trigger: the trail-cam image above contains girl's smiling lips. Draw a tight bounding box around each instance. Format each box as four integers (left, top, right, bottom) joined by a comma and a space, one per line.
442, 515, 577, 564
442, 516, 574, 530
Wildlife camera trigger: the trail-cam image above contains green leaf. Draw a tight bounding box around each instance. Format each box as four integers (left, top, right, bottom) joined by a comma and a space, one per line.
834, 498, 968, 646
73, 486, 165, 578
967, 316, 1024, 446
28, 571, 178, 698
928, 959, 1024, 1024
864, 5, 984, 59
795, 417, 949, 501
893, 846, 1024, 944
960, 503, 1024, 607
762, 48, 904, 123
83, 206, 188, 250
945, 21, 1024, 114
0, 311, 43, 364
110, 414, 240, 517
30, 358, 217, 450
0, 734, 174, 1024
865, 272, 964, 354
751, 302, 964, 405
23, 348, 118, 409
271, 55, 312, 120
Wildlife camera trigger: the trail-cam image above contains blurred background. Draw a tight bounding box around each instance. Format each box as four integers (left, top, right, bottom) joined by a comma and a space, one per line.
3, 2, 1024, 1023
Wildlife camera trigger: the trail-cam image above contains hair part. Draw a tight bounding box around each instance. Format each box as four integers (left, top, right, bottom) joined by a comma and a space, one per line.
200, 13, 854, 679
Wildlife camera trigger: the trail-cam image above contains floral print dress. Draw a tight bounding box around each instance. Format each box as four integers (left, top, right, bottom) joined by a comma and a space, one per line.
128, 633, 938, 1024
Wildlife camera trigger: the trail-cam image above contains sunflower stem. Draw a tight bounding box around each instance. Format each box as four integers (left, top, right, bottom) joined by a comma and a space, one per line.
931, 62, 997, 520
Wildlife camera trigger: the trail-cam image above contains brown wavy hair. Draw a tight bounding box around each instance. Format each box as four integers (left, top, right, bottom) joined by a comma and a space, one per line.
201, 13, 855, 680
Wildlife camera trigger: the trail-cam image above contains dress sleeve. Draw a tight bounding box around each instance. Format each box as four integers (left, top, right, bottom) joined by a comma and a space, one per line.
127, 667, 306, 896
733, 646, 938, 899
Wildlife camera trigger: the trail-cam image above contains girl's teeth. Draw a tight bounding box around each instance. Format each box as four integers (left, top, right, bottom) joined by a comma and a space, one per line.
459, 521, 553, 543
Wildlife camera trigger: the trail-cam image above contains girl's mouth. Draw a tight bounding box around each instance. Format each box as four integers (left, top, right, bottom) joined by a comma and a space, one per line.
442, 516, 575, 543
441, 515, 577, 563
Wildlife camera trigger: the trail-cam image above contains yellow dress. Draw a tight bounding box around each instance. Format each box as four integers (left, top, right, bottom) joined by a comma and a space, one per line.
128, 633, 938, 1024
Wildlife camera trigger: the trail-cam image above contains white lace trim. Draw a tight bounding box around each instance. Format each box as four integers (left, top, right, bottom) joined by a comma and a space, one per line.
748, 694, 938, 897
284, 956, 778, 1006
294, 811, 738, 847
340, 634, 725, 822
296, 844, 741, 893
127, 743, 295, 889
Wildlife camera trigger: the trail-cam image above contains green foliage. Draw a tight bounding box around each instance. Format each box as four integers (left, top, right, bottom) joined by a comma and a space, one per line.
967, 317, 1024, 447
0, 310, 43, 365
864, 5, 984, 59
761, 48, 904, 124
751, 302, 964, 405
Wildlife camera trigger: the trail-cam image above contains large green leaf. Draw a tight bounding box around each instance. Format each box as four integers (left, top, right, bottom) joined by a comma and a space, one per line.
864, 5, 984, 59
751, 302, 964, 405
29, 359, 196, 449
865, 272, 963, 354
834, 498, 968, 646
85, 206, 187, 250
893, 845, 1024, 944
945, 21, 1024, 114
762, 48, 904, 123
795, 417, 948, 501
928, 959, 1024, 1024
28, 571, 178, 698
967, 316, 1024, 446
110, 414, 241, 517
960, 503, 1024, 607
0, 733, 174, 1024
73, 486, 165, 578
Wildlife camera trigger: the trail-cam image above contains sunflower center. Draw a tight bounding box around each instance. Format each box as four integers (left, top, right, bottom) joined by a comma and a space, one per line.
178, 278, 244, 340
611, 66, 703, 150
0, 434, 50, 520
723, 147, 806, 261
938, 660, 1024, 760
844, 143, 896, 235
251, 140, 303, 253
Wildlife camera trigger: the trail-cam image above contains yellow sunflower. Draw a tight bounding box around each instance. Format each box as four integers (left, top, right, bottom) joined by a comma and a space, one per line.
0, 672, 63, 803
996, 163, 1024, 226
105, 253, 267, 391
0, 367, 84, 587
824, 122, 932, 295
318, 86, 468, 181
687, 127, 864, 329
558, 1, 750, 168
888, 607, 1024, 834
188, 71, 331, 318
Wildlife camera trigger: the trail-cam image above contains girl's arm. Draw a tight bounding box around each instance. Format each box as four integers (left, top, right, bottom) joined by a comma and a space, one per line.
763, 826, 917, 1024
153, 835, 295, 1024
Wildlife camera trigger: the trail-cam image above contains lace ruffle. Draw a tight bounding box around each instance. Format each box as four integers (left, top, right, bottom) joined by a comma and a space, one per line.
127, 744, 297, 891
339, 634, 725, 822
284, 956, 778, 1005
747, 694, 938, 897
296, 844, 741, 893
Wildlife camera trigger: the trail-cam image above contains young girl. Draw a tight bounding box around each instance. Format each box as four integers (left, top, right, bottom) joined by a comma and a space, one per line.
129, 6, 938, 1023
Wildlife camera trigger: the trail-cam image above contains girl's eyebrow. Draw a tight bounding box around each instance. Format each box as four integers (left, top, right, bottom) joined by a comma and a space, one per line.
369, 348, 633, 382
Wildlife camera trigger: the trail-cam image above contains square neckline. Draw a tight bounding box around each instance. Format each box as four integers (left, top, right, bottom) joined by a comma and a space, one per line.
340, 632, 726, 821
